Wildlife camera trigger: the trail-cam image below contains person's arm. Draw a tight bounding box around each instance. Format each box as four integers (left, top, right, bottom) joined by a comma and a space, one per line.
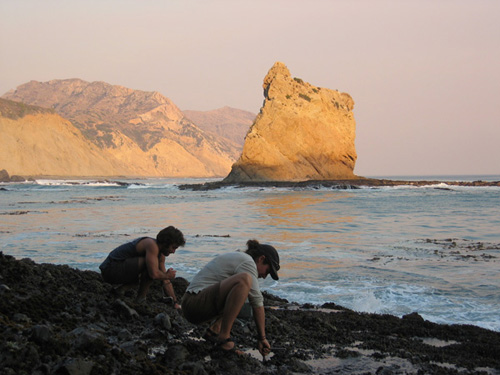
236, 259, 264, 306
253, 305, 271, 356
158, 254, 181, 309
140, 239, 176, 280
162, 280, 181, 309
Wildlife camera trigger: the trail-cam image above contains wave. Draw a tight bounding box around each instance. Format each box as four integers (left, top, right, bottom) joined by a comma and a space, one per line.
216, 183, 500, 193
35, 179, 129, 187
127, 183, 179, 190
270, 279, 500, 331
5, 176, 499, 192
366, 174, 500, 182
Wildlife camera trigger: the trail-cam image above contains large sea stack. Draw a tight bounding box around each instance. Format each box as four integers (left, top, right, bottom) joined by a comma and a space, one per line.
224, 62, 358, 182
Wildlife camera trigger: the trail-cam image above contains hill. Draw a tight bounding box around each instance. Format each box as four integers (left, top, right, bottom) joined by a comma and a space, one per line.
2, 80, 240, 177
183, 106, 256, 147
0, 98, 130, 177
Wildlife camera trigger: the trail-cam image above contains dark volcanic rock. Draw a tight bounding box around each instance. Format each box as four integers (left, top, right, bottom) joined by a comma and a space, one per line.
178, 178, 500, 191
1, 252, 499, 374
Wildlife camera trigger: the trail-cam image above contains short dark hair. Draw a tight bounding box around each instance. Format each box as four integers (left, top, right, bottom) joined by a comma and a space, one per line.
156, 226, 185, 248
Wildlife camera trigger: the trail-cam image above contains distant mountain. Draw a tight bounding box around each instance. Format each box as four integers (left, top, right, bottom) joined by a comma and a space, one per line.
183, 106, 256, 147
2, 80, 241, 177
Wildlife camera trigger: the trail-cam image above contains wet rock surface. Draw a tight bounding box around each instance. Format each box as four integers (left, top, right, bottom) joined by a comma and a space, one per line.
1, 252, 499, 374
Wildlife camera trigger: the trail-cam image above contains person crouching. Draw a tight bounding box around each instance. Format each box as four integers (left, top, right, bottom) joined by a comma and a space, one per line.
182, 239, 280, 356
99, 226, 185, 306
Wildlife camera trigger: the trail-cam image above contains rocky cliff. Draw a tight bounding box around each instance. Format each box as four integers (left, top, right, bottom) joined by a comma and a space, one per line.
2, 80, 240, 177
224, 62, 358, 182
183, 106, 256, 147
0, 99, 130, 177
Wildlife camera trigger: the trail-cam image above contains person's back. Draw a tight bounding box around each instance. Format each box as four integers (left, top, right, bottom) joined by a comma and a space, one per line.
186, 251, 263, 306
99, 237, 147, 271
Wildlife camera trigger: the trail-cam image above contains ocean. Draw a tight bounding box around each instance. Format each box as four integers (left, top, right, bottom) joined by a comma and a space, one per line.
1, 175, 499, 332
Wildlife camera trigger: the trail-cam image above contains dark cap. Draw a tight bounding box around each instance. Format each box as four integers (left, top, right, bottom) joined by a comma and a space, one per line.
260, 244, 280, 280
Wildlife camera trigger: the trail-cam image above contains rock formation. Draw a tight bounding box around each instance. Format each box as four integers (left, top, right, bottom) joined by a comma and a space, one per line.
224, 62, 358, 182
2, 80, 240, 177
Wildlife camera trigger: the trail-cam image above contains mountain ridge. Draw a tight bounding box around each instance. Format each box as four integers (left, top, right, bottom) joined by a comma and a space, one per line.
183, 106, 255, 147
2, 80, 243, 177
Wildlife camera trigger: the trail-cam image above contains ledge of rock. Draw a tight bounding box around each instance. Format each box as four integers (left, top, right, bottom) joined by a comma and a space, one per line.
224, 62, 358, 182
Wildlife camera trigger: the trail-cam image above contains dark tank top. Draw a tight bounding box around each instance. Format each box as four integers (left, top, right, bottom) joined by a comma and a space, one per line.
99, 237, 151, 270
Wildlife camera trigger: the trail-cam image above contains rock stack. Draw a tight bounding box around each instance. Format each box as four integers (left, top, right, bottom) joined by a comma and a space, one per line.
225, 62, 358, 182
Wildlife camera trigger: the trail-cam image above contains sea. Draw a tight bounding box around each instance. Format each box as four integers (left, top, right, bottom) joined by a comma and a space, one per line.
1, 175, 499, 332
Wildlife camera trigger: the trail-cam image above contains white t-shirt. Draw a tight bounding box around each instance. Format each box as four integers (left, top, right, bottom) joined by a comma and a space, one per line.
186, 251, 264, 307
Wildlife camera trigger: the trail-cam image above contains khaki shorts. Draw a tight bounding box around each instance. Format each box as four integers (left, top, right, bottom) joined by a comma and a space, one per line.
181, 282, 224, 324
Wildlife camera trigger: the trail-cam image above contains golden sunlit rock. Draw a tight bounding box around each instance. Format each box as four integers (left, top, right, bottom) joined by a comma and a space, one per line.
224, 62, 358, 182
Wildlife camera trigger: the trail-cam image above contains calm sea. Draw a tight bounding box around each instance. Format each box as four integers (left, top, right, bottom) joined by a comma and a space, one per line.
1, 175, 499, 332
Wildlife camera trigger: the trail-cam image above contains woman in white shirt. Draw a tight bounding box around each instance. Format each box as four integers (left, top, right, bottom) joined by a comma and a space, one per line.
182, 239, 280, 356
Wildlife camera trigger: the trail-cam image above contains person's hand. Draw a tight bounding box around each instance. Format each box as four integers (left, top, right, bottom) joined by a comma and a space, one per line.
173, 302, 182, 310
258, 338, 271, 357
166, 268, 176, 279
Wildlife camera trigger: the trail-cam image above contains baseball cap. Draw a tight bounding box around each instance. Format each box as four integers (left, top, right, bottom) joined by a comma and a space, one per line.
260, 244, 280, 280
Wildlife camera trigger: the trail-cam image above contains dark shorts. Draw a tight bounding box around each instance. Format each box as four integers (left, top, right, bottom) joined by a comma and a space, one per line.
100, 257, 142, 285
181, 283, 223, 324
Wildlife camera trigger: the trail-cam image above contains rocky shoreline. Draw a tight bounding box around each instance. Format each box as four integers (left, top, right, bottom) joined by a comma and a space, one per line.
178, 177, 500, 191
1, 252, 499, 374
3, 168, 499, 190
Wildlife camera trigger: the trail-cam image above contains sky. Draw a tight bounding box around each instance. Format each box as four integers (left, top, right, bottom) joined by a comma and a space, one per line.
1, 0, 499, 177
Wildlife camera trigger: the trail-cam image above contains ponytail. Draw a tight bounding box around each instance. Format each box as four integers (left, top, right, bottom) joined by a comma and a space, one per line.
245, 239, 263, 260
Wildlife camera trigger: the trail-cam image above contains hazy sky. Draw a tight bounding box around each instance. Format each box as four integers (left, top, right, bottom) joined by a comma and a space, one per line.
1, 0, 499, 177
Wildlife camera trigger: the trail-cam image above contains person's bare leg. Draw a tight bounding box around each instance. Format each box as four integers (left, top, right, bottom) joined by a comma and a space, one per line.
112, 257, 144, 296
136, 258, 153, 302
136, 275, 153, 302
209, 318, 222, 334
214, 272, 252, 350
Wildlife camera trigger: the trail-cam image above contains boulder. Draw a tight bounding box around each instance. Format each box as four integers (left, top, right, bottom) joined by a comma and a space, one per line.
0, 169, 10, 182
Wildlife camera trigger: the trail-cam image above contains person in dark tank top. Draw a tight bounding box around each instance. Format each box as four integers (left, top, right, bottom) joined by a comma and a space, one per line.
99, 226, 185, 306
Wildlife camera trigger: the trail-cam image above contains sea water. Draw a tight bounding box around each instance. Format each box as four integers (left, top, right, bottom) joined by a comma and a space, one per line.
1, 175, 499, 332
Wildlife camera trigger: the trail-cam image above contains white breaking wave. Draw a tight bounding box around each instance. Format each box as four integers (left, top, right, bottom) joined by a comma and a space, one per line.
35, 179, 125, 187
